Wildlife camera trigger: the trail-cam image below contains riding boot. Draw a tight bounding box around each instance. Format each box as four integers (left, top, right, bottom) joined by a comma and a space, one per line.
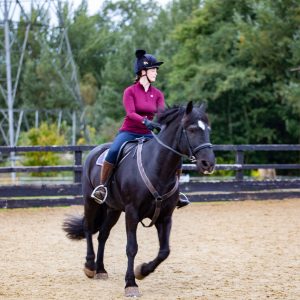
176, 169, 190, 209
91, 160, 114, 204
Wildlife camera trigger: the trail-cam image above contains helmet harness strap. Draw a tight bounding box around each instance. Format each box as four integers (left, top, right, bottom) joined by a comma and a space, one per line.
141, 69, 151, 83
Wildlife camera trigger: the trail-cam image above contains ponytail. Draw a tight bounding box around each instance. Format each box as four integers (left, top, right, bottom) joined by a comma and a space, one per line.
134, 72, 142, 83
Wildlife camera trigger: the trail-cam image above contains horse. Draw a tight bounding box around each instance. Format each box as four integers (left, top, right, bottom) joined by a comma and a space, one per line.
62, 101, 215, 297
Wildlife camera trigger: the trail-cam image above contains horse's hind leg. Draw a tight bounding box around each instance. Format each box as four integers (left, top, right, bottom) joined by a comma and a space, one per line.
82, 196, 102, 279
135, 216, 172, 280
95, 209, 121, 279
84, 230, 96, 278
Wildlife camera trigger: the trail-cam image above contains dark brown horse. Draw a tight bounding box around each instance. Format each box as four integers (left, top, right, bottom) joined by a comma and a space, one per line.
63, 101, 215, 297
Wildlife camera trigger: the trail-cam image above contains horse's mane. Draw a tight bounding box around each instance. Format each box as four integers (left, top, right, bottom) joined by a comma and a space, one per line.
156, 105, 185, 125
156, 104, 209, 125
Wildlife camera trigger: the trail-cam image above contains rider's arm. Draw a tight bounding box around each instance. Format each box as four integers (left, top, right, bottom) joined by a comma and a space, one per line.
157, 90, 165, 112
123, 88, 145, 123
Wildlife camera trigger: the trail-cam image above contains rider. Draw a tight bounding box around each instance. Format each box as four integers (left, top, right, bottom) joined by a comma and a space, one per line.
91, 49, 190, 208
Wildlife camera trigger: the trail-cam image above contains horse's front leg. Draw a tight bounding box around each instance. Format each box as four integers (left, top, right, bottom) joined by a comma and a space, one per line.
95, 209, 121, 279
135, 215, 172, 280
124, 205, 140, 297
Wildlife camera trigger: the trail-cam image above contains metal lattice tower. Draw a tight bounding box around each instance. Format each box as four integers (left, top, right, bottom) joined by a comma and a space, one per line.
0, 0, 88, 148
0, 0, 89, 180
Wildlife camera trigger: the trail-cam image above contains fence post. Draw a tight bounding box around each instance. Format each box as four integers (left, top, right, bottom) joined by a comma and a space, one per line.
235, 150, 244, 180
74, 149, 82, 183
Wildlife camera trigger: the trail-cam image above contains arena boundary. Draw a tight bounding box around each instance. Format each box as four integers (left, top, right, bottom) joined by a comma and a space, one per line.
0, 145, 299, 208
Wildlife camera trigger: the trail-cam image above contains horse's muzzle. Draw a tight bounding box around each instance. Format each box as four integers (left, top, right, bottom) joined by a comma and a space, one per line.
203, 166, 215, 175
197, 156, 215, 175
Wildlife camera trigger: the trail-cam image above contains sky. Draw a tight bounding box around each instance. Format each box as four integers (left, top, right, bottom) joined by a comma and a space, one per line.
2, 0, 171, 22
72, 0, 171, 15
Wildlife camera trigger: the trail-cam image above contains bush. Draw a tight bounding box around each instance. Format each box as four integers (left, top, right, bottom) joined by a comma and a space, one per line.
19, 122, 67, 176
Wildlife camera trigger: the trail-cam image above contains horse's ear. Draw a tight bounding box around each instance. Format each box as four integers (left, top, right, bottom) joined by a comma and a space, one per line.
186, 101, 193, 115
199, 102, 207, 112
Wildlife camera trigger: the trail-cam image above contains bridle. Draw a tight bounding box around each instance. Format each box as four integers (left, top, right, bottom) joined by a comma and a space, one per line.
136, 120, 213, 228
151, 125, 213, 163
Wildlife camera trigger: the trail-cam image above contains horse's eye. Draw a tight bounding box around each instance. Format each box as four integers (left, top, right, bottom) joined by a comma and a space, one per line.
187, 125, 198, 133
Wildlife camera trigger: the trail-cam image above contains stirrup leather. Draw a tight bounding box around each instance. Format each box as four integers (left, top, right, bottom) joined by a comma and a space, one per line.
91, 185, 108, 204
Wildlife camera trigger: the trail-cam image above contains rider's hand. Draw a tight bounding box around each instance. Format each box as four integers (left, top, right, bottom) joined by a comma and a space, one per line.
142, 118, 161, 131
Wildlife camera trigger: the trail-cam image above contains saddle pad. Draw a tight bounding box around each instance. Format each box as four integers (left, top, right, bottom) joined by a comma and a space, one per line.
96, 149, 109, 166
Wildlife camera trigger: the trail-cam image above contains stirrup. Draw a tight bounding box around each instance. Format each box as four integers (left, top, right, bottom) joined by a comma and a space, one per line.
91, 185, 108, 205
177, 192, 190, 209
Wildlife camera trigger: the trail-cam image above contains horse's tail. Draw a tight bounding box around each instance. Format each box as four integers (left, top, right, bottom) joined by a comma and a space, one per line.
62, 215, 85, 240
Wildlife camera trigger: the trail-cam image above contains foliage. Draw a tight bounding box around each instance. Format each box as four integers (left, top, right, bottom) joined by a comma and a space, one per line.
19, 123, 67, 176
167, 0, 300, 148
1, 0, 299, 168
20, 53, 76, 109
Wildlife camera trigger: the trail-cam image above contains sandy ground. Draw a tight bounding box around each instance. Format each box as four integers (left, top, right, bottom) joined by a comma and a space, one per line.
0, 199, 299, 300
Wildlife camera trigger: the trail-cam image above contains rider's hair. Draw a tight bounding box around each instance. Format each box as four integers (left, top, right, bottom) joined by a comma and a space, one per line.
134, 72, 142, 83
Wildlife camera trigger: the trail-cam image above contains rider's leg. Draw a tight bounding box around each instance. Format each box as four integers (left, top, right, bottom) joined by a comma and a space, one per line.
101, 161, 114, 186
91, 131, 147, 204
176, 168, 190, 209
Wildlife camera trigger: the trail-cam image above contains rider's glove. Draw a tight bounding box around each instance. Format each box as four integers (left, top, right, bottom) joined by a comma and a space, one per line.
142, 118, 161, 131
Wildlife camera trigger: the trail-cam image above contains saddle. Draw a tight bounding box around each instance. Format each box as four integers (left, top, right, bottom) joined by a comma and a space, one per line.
96, 137, 151, 167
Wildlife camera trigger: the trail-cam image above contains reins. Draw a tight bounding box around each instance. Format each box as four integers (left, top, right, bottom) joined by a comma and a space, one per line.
137, 140, 179, 228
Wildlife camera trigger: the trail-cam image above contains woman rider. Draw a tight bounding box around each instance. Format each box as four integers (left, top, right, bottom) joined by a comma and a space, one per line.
91, 49, 189, 208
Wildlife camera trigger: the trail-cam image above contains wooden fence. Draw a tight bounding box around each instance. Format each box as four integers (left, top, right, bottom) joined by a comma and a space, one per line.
0, 145, 299, 208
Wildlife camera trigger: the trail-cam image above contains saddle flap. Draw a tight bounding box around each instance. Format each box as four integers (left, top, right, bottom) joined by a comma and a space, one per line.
95, 138, 151, 167
96, 149, 109, 166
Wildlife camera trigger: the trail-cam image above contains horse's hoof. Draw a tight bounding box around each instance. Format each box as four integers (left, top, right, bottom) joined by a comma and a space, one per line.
83, 267, 95, 278
134, 263, 146, 280
125, 286, 140, 297
94, 272, 108, 280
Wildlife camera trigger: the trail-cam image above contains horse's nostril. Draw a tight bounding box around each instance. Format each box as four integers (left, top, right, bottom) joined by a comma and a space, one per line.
201, 160, 209, 168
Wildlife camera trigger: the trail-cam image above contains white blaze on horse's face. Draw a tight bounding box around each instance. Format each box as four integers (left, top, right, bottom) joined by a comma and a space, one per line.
198, 120, 206, 130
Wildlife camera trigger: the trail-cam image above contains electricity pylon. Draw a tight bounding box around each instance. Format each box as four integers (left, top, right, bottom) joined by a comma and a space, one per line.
0, 0, 89, 180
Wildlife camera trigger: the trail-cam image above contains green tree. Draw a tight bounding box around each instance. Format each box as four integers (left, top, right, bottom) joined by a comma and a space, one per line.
68, 2, 114, 86
168, 0, 300, 146
3, 0, 299, 152
20, 51, 75, 109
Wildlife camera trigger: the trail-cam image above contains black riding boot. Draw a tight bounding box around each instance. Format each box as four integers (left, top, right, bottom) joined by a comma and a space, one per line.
176, 169, 190, 209
91, 160, 114, 204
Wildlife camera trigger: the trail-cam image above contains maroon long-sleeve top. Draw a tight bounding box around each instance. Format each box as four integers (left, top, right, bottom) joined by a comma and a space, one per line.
119, 82, 165, 134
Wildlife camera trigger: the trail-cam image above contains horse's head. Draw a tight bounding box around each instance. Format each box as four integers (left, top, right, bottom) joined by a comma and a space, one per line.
156, 101, 215, 174
181, 101, 215, 174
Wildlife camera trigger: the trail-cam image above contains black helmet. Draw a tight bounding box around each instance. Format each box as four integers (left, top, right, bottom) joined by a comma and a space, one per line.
134, 49, 164, 75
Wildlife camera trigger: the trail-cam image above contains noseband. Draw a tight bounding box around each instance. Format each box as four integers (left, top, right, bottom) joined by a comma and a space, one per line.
151, 127, 213, 163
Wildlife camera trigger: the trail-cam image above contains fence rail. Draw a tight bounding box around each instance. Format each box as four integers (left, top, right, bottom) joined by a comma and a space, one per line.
0, 144, 299, 208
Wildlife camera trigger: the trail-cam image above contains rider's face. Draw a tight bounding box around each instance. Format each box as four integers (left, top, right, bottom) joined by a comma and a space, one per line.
145, 68, 158, 82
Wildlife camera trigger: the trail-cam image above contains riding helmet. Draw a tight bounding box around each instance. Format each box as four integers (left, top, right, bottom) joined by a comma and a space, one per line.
134, 49, 164, 75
